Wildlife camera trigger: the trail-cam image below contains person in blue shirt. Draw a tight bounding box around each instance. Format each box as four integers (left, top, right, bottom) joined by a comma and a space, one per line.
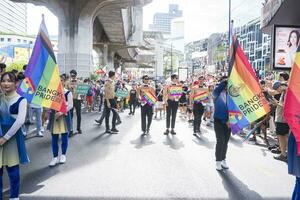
212, 77, 230, 171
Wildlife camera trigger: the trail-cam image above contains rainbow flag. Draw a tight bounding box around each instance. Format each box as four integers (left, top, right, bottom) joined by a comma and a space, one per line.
142, 91, 157, 106
169, 86, 183, 97
193, 92, 208, 103
227, 36, 270, 134
17, 18, 67, 114
284, 46, 300, 155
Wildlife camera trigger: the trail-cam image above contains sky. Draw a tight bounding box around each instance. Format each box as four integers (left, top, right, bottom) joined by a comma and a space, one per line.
27, 0, 263, 42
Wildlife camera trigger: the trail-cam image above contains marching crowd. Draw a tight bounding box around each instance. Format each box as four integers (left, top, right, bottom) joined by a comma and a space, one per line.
0, 62, 298, 199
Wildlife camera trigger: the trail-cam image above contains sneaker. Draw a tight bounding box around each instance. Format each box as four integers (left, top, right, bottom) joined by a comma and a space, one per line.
111, 128, 119, 133
95, 119, 102, 124
171, 129, 176, 135
105, 129, 112, 134
146, 129, 150, 135
268, 145, 278, 151
193, 132, 198, 137
49, 157, 59, 167
68, 131, 74, 137
216, 161, 223, 171
40, 127, 45, 132
77, 130, 82, 134
129, 112, 132, 115
141, 131, 146, 136
164, 129, 169, 135
36, 131, 44, 137
221, 160, 229, 169
274, 154, 287, 162
59, 155, 66, 164
271, 148, 281, 154
116, 121, 122, 125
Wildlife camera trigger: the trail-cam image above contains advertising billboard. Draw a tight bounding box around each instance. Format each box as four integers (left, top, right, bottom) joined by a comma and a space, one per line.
273, 25, 300, 70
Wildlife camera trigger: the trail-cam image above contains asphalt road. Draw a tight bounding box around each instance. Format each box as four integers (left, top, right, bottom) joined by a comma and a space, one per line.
2, 109, 294, 200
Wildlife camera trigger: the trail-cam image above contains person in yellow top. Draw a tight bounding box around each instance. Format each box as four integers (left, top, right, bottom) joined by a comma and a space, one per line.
137, 75, 155, 135
47, 75, 73, 167
190, 76, 209, 136
163, 74, 182, 135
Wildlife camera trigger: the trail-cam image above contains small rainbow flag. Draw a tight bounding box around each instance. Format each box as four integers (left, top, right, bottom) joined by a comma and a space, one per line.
17, 17, 67, 114
227, 36, 270, 134
193, 92, 208, 103
284, 45, 300, 155
142, 91, 157, 106
169, 86, 183, 97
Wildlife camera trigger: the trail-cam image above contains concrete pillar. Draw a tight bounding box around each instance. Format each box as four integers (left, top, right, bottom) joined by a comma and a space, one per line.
106, 51, 115, 72
102, 43, 108, 66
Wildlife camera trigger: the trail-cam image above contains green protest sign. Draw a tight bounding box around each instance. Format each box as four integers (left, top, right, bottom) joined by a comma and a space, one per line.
76, 84, 90, 95
116, 89, 129, 98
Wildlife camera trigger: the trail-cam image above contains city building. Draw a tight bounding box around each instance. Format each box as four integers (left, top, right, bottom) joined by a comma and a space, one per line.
0, 0, 27, 34
171, 18, 185, 53
235, 17, 271, 77
149, 4, 182, 34
185, 39, 208, 72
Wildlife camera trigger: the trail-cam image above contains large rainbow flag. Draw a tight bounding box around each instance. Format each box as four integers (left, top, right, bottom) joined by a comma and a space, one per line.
169, 86, 183, 97
142, 91, 157, 106
17, 18, 67, 114
227, 36, 270, 134
284, 46, 300, 155
193, 91, 208, 103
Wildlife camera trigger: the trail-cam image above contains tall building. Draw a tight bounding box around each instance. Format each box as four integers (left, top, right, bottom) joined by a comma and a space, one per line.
149, 4, 182, 34
0, 0, 27, 34
171, 18, 184, 53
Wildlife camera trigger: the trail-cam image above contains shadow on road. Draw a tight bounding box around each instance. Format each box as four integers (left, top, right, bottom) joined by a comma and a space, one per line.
229, 136, 244, 148
218, 170, 264, 200
163, 135, 184, 150
130, 135, 155, 149
192, 134, 215, 149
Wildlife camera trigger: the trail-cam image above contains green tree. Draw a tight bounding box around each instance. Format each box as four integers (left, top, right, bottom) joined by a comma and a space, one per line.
7, 61, 27, 72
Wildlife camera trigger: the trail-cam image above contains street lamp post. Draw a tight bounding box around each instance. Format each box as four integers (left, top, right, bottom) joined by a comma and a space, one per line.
170, 43, 173, 75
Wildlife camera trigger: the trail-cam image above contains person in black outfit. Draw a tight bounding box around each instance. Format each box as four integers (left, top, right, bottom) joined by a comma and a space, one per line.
129, 84, 138, 115
69, 70, 82, 135
154, 83, 164, 118
163, 74, 181, 135
138, 75, 155, 135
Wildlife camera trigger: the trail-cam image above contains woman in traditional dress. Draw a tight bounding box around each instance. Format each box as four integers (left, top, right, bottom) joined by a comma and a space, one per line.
48, 75, 73, 167
0, 72, 29, 200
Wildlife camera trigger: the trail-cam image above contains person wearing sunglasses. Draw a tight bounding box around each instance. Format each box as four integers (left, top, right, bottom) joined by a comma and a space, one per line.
163, 74, 182, 135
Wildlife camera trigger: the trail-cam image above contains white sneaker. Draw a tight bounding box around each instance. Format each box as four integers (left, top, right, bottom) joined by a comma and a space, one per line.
9, 198, 20, 200
221, 160, 229, 169
216, 161, 223, 171
37, 131, 44, 137
41, 127, 45, 132
59, 155, 66, 164
49, 157, 58, 167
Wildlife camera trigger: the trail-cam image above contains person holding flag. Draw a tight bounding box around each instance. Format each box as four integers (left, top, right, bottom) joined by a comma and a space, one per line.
48, 75, 73, 167
138, 75, 156, 135
163, 74, 182, 135
0, 72, 29, 200
190, 76, 209, 136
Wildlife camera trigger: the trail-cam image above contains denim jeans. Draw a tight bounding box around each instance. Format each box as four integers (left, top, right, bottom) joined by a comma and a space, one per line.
30, 107, 42, 132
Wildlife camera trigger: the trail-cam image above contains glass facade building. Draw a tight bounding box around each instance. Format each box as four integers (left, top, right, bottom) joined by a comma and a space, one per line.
0, 0, 27, 34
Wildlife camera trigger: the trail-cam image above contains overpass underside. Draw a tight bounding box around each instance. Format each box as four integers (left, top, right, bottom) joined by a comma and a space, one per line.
11, 0, 152, 77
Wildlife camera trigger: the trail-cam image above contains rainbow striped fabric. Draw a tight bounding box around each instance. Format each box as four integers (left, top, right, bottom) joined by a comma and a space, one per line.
193, 92, 208, 103
227, 36, 270, 134
169, 86, 183, 97
142, 91, 157, 106
17, 18, 67, 114
284, 46, 300, 155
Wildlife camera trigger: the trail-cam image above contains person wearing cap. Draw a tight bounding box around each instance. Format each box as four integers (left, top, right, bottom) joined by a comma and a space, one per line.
163, 74, 182, 135
104, 71, 118, 134
137, 75, 155, 135
68, 69, 82, 135
190, 76, 208, 136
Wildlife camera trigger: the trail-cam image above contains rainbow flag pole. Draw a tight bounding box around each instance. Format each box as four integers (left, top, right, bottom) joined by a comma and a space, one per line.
17, 16, 67, 114
227, 36, 270, 134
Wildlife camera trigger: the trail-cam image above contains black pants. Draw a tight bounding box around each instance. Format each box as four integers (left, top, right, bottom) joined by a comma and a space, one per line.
71, 99, 82, 131
141, 104, 153, 132
214, 119, 231, 161
99, 94, 103, 111
166, 100, 179, 129
105, 99, 117, 130
193, 103, 205, 132
129, 100, 137, 114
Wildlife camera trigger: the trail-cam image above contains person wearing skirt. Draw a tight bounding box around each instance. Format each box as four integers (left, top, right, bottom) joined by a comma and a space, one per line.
48, 75, 73, 167
0, 72, 29, 200
288, 132, 300, 199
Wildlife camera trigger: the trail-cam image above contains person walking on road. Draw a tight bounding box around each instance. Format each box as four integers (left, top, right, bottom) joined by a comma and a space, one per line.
138, 75, 155, 135
48, 75, 73, 167
163, 74, 182, 135
212, 77, 230, 171
128, 83, 138, 115
104, 71, 118, 134
0, 72, 29, 200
